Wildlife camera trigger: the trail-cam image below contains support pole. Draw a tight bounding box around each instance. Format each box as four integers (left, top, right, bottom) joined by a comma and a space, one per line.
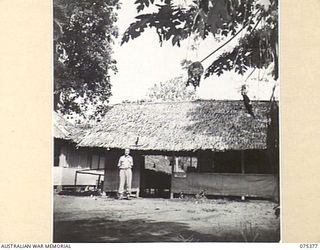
74, 171, 78, 189
97, 174, 101, 189
241, 151, 245, 200
170, 154, 176, 199
175, 157, 179, 171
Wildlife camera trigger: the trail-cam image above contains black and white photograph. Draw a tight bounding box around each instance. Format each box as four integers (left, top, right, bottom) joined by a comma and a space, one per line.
53, 0, 280, 243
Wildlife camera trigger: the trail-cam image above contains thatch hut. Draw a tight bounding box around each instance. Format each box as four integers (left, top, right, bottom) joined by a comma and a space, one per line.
77, 100, 279, 200
53, 112, 103, 188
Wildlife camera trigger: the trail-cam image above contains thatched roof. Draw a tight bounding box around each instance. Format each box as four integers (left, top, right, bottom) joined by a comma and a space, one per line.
53, 112, 77, 140
77, 100, 273, 151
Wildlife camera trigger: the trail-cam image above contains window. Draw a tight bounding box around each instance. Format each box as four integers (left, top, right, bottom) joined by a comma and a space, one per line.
196, 150, 272, 174
198, 152, 213, 172
244, 150, 271, 174
214, 151, 242, 173
145, 155, 172, 174
90, 153, 105, 169
174, 156, 198, 173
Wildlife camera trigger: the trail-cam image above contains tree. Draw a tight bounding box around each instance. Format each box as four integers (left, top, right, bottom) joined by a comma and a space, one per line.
53, 0, 120, 119
146, 76, 198, 101
121, 0, 278, 88
121, 1, 280, 183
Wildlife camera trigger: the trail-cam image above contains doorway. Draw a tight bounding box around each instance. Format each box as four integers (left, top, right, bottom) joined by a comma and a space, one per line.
140, 155, 172, 198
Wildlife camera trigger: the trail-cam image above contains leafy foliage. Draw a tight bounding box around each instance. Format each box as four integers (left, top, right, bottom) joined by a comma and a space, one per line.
146, 76, 198, 101
122, 1, 196, 47
122, 0, 278, 87
205, 3, 278, 79
122, 0, 256, 45
205, 24, 278, 78
53, 0, 120, 119
135, 0, 156, 12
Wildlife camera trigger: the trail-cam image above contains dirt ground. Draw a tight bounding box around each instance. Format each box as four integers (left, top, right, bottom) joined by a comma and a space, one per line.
53, 194, 280, 243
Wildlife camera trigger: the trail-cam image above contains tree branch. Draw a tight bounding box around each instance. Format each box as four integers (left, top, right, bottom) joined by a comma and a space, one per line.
200, 9, 262, 63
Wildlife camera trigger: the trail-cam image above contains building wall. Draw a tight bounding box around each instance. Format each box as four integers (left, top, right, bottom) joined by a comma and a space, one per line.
139, 150, 278, 200
53, 141, 279, 199
54, 139, 103, 186
54, 139, 90, 168
171, 172, 278, 200
171, 149, 279, 200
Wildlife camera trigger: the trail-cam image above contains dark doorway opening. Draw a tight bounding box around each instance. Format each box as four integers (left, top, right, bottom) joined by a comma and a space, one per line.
140, 155, 172, 198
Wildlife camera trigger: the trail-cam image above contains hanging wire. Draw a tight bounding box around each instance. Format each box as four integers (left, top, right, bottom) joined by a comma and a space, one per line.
244, 67, 257, 82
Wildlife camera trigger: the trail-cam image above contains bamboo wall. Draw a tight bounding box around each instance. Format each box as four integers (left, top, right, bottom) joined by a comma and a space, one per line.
54, 139, 102, 186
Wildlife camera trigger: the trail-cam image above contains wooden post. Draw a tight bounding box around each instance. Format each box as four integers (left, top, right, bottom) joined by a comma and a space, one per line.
241, 151, 245, 174
212, 151, 215, 172
97, 174, 101, 189
139, 155, 144, 198
74, 171, 78, 188
175, 157, 179, 171
59, 146, 68, 167
170, 191, 174, 199
240, 151, 246, 199
97, 155, 101, 170
170, 155, 176, 199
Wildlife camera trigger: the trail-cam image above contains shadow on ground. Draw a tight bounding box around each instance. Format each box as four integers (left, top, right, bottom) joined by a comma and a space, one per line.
54, 217, 279, 243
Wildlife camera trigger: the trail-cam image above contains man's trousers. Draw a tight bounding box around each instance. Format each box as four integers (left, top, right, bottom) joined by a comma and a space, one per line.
118, 168, 132, 195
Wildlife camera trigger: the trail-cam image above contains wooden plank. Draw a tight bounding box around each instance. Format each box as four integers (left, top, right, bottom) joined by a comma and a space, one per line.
91, 154, 99, 169
74, 171, 77, 187
99, 156, 105, 170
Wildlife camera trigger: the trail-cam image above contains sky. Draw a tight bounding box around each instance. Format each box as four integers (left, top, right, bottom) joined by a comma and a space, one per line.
108, 1, 279, 104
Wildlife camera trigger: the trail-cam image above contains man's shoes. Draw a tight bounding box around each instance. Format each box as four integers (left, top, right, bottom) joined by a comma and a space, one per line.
117, 192, 132, 200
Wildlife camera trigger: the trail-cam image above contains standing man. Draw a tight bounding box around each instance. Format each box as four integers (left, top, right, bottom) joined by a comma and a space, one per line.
117, 148, 133, 199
